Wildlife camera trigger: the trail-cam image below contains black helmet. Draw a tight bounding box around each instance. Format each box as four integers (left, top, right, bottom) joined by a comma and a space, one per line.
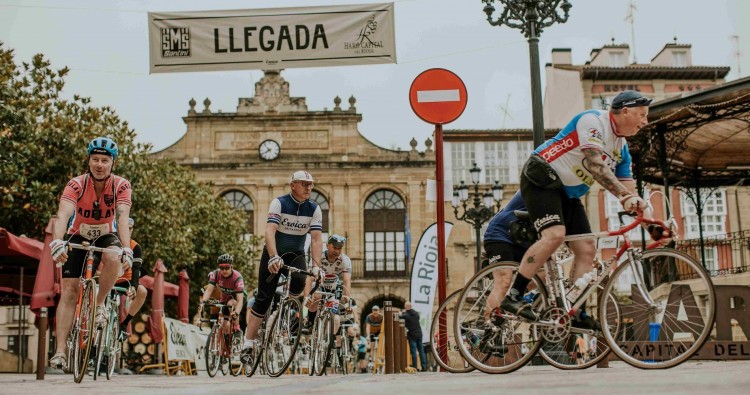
217, 253, 233, 266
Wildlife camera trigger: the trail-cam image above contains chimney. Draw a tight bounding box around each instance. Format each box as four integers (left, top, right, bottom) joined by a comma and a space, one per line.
551, 48, 572, 65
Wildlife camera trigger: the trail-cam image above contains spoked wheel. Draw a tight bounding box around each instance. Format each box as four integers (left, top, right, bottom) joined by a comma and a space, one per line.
430, 289, 474, 373
73, 279, 97, 383
264, 298, 303, 377
454, 262, 547, 374
538, 286, 620, 370
229, 330, 244, 376
105, 320, 119, 380
245, 316, 268, 378
94, 323, 109, 380
204, 327, 220, 378
312, 311, 334, 376
600, 248, 716, 369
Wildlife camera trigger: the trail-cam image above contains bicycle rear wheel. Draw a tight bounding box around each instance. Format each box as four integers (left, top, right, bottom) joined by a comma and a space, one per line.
537, 286, 619, 369
73, 279, 97, 383
265, 298, 303, 377
600, 248, 716, 369
430, 289, 474, 373
312, 310, 334, 376
245, 316, 268, 377
454, 262, 547, 374
204, 326, 220, 377
105, 318, 119, 380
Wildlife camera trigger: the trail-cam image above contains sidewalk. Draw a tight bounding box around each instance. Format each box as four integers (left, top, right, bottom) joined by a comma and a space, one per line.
2, 361, 748, 395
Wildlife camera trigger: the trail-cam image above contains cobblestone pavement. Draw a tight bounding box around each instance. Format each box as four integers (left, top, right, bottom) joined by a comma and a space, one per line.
2, 361, 748, 395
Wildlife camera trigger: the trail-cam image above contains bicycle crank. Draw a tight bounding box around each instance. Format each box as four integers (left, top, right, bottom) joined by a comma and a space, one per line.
538, 307, 571, 343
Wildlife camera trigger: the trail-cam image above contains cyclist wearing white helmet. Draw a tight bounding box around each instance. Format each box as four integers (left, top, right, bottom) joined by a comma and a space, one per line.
48, 136, 133, 370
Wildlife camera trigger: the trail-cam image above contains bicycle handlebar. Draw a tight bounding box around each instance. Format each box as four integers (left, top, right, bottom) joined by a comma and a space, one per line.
611, 210, 675, 249
67, 242, 123, 256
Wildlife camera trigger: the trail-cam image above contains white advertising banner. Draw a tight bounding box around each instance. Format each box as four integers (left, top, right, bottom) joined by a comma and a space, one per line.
409, 221, 453, 343
148, 2, 397, 73
163, 317, 210, 371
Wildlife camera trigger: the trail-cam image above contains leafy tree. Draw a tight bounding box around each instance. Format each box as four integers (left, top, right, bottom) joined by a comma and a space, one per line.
0, 42, 256, 317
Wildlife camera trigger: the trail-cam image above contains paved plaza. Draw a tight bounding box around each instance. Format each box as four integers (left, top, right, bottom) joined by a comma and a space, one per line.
1, 361, 748, 395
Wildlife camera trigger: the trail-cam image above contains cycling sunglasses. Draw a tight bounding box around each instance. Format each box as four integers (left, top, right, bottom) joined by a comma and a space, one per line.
328, 234, 346, 244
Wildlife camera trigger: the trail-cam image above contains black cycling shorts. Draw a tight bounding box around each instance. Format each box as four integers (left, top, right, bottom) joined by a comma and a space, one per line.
62, 233, 122, 279
483, 241, 527, 268
520, 158, 591, 236
250, 248, 307, 318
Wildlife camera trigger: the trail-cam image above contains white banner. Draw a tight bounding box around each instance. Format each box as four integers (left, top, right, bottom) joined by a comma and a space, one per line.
409, 221, 453, 343
164, 317, 210, 371
148, 3, 397, 73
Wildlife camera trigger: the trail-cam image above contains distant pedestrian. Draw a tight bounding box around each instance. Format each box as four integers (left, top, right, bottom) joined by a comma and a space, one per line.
400, 302, 427, 371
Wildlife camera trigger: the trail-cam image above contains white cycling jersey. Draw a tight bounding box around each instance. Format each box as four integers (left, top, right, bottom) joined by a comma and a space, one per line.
533, 109, 633, 199
320, 250, 352, 279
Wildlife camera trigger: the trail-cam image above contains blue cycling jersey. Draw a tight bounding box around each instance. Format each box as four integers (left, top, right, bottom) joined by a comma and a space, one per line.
267, 193, 323, 253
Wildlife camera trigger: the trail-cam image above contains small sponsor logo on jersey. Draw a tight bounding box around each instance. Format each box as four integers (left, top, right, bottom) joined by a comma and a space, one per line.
533, 214, 560, 231
573, 165, 595, 186
161, 27, 191, 58
539, 133, 579, 162
587, 128, 603, 145
103, 194, 114, 207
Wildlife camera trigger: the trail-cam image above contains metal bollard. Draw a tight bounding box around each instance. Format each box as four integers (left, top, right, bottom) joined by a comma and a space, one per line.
384, 301, 394, 374
392, 312, 401, 373
399, 318, 408, 372
36, 307, 48, 380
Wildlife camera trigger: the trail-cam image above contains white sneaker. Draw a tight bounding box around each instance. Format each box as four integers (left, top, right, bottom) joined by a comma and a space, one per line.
95, 305, 108, 327
49, 352, 67, 370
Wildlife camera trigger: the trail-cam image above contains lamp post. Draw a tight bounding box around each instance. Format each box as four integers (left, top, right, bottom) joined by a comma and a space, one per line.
481, 0, 572, 148
452, 163, 504, 274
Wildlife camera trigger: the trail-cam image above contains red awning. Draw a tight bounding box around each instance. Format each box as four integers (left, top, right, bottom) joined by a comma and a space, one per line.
0, 228, 43, 259
140, 274, 179, 297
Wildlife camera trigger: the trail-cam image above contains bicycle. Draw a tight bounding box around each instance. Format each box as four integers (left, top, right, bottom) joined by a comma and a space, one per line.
201, 300, 244, 377
307, 288, 338, 376
245, 263, 317, 378
336, 319, 356, 375
454, 210, 716, 373
93, 284, 131, 379
61, 241, 124, 382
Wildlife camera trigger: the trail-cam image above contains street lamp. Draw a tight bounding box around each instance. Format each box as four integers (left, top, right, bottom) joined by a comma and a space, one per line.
452, 163, 504, 273
481, 0, 572, 148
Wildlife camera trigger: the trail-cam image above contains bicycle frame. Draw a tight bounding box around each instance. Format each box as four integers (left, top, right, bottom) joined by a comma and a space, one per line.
542, 212, 673, 320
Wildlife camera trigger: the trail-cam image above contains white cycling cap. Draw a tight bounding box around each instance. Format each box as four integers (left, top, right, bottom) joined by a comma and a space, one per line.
291, 170, 314, 182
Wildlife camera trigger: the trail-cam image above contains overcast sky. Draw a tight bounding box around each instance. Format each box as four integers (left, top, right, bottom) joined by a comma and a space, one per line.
2, 0, 749, 152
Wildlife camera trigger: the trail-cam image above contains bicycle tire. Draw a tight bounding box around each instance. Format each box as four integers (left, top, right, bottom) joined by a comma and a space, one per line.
94, 322, 107, 380
204, 326, 220, 377
600, 248, 716, 369
245, 314, 268, 377
430, 289, 475, 373
73, 279, 97, 383
313, 310, 334, 376
340, 330, 349, 375
454, 261, 547, 374
265, 298, 304, 377
537, 285, 619, 370
106, 316, 119, 380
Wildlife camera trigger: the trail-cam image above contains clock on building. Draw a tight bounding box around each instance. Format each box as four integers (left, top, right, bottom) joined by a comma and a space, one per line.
259, 139, 280, 161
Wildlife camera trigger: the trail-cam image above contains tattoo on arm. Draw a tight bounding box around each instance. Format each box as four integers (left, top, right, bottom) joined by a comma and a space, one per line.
526, 256, 535, 265
582, 148, 629, 197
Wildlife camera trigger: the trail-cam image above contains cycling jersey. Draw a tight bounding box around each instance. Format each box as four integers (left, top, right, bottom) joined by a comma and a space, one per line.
484, 191, 526, 246
60, 173, 132, 238
208, 269, 247, 304
320, 250, 352, 278
267, 193, 323, 253
533, 109, 633, 199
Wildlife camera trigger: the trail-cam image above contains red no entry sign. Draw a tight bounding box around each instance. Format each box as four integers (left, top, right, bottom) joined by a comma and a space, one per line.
409, 68, 467, 125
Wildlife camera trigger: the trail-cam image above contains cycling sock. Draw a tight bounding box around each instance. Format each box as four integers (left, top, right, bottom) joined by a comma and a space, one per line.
509, 274, 532, 301
307, 310, 317, 324
120, 314, 134, 329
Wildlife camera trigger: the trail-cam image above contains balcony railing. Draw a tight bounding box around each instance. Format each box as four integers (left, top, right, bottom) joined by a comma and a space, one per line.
635, 229, 750, 288
350, 258, 409, 280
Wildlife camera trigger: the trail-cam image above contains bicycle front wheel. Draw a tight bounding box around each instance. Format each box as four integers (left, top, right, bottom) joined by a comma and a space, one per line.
312, 310, 334, 376
600, 248, 716, 369
105, 317, 119, 380
430, 289, 474, 373
264, 298, 303, 377
204, 326, 220, 377
73, 279, 97, 383
454, 262, 547, 374
229, 330, 244, 376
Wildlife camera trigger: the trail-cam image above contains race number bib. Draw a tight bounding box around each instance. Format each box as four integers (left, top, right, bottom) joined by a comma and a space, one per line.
79, 223, 110, 240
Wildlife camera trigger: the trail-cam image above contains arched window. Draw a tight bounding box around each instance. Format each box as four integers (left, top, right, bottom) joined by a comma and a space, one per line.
364, 189, 406, 277
222, 190, 254, 239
